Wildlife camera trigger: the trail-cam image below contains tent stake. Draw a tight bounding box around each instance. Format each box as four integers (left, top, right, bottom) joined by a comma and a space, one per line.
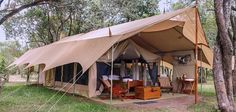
194, 1, 199, 104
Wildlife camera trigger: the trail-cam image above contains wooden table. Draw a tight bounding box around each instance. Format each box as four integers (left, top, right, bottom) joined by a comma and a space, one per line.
180, 78, 195, 94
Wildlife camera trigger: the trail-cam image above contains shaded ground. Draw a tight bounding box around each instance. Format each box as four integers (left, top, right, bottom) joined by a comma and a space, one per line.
114, 95, 195, 112
8, 75, 26, 82
8, 75, 37, 83
93, 93, 188, 105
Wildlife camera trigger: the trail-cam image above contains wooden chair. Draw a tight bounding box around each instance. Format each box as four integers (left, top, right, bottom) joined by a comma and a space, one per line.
100, 79, 128, 101
158, 77, 174, 94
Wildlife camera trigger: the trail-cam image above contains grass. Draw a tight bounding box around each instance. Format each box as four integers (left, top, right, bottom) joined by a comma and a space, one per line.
188, 79, 219, 112
0, 84, 123, 112
0, 78, 220, 112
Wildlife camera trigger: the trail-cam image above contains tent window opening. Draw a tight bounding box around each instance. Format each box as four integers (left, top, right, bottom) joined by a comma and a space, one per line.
63, 63, 74, 83
55, 66, 62, 81
76, 64, 89, 85
96, 62, 111, 90
54, 63, 89, 85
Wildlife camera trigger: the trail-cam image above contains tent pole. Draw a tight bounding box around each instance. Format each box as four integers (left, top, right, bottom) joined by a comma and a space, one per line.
37, 65, 40, 85
110, 45, 114, 105
161, 58, 163, 76
194, 0, 199, 104
53, 68, 55, 87
200, 45, 203, 96
61, 66, 64, 87
73, 63, 77, 96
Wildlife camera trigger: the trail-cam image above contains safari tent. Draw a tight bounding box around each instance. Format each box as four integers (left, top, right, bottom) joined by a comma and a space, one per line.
10, 6, 212, 99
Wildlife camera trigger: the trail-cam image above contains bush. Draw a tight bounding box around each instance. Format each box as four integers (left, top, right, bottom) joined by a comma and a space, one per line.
0, 58, 6, 75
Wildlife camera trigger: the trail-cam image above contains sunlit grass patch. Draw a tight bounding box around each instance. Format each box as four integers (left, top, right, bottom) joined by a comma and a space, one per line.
0, 84, 123, 112
188, 80, 218, 112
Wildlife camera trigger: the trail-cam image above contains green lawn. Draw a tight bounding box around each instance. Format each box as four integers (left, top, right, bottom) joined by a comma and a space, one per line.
0, 80, 219, 112
0, 84, 123, 112
188, 80, 218, 112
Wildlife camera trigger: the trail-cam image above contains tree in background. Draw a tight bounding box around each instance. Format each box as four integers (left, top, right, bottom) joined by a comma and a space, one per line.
0, 0, 59, 25
0, 54, 7, 94
0, 41, 25, 78
230, 0, 236, 97
213, 0, 236, 111
0, 55, 6, 75
2, 0, 159, 48
171, 0, 216, 47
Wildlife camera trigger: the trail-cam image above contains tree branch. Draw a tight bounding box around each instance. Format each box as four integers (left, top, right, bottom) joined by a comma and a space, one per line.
68, 11, 73, 36
232, 6, 236, 12
0, 0, 3, 7
0, 0, 58, 25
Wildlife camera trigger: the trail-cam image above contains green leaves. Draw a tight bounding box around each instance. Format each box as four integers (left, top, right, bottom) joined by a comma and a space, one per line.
171, 0, 216, 47
3, 0, 160, 48
0, 55, 6, 74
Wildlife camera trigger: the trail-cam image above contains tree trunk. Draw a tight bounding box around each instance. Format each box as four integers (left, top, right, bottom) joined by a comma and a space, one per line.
26, 74, 30, 84
233, 68, 236, 96
0, 79, 2, 95
230, 5, 236, 97
214, 0, 235, 111
26, 70, 30, 84
213, 43, 233, 112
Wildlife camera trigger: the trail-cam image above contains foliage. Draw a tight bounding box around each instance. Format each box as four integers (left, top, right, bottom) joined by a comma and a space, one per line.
0, 41, 25, 74
0, 55, 6, 74
171, 0, 194, 10
199, 0, 216, 47
171, 0, 216, 47
3, 0, 160, 48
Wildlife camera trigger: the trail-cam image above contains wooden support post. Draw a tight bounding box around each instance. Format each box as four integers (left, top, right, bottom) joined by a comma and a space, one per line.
61, 66, 64, 87
37, 65, 40, 85
194, 4, 199, 104
73, 63, 77, 95
26, 68, 30, 84
200, 45, 203, 96
110, 45, 114, 105
52, 68, 55, 87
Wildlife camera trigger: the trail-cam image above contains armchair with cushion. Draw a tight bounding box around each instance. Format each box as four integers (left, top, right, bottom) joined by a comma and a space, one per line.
100, 78, 128, 101
158, 77, 174, 94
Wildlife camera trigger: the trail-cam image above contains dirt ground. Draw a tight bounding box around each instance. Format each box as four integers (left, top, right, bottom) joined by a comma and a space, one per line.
8, 75, 26, 82
8, 75, 37, 83
114, 95, 196, 112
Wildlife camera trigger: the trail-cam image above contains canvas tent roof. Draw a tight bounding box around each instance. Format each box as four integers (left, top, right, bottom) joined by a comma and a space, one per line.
97, 40, 160, 63
10, 6, 213, 72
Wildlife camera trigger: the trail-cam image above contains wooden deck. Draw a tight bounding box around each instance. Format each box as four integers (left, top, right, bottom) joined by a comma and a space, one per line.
92, 93, 196, 112
92, 93, 192, 105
